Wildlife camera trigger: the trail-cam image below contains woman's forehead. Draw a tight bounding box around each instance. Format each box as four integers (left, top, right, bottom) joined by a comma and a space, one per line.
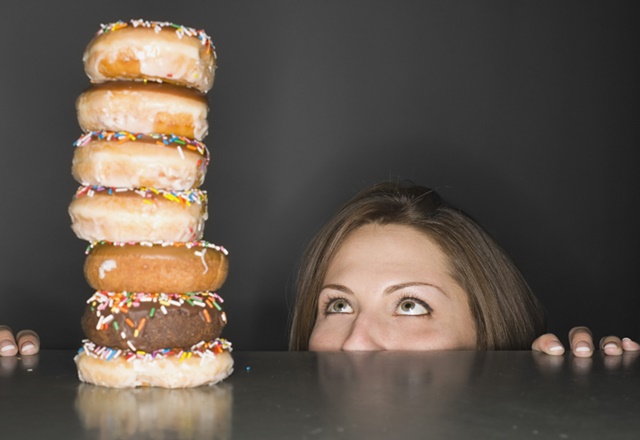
326, 223, 453, 282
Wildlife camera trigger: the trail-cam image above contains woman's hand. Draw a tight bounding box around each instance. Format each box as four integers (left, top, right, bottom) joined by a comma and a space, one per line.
532, 326, 640, 357
0, 325, 39, 356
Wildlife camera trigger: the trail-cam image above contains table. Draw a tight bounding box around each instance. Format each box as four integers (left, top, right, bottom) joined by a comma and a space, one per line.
1, 350, 638, 439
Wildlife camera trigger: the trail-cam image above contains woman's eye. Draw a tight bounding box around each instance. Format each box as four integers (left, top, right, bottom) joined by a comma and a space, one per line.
326, 298, 353, 314
395, 298, 431, 316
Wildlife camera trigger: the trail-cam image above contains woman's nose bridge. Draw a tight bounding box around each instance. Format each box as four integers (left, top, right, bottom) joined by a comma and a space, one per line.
341, 311, 383, 350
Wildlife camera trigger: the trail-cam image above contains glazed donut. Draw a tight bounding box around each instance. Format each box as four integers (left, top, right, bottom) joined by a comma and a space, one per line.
72, 131, 210, 190
84, 20, 217, 93
84, 241, 228, 293
75, 339, 233, 388
76, 82, 209, 140
69, 186, 207, 243
82, 291, 228, 352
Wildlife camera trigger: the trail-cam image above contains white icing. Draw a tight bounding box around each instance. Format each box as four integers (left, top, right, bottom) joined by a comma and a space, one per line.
69, 196, 206, 242
99, 260, 117, 279
194, 248, 209, 275
83, 30, 214, 92
77, 86, 209, 140
72, 144, 205, 190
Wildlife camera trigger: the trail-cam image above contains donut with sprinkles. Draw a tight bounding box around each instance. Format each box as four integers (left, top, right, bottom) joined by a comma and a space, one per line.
81, 291, 228, 352
69, 186, 208, 243
72, 131, 210, 191
76, 81, 209, 141
84, 19, 217, 93
75, 338, 233, 388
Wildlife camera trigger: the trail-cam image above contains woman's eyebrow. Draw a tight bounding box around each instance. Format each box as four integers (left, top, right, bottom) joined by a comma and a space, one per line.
319, 284, 354, 295
383, 282, 450, 298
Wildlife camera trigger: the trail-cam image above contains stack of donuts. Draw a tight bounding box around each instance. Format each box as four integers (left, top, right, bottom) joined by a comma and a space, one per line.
68, 19, 233, 388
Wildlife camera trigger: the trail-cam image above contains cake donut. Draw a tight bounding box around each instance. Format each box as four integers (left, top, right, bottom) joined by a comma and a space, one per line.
84, 241, 228, 294
81, 291, 228, 352
72, 131, 210, 190
75, 339, 233, 388
76, 82, 209, 140
69, 186, 207, 243
84, 20, 217, 93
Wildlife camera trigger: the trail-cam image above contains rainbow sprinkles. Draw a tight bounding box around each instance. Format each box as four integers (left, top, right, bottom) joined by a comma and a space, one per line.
74, 185, 207, 206
88, 291, 225, 316
79, 338, 232, 363
74, 131, 210, 163
97, 19, 216, 57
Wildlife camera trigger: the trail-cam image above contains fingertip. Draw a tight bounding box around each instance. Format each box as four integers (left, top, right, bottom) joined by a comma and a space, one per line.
19, 342, 38, 356
603, 342, 623, 356
0, 327, 20, 357
16, 331, 40, 356
572, 339, 594, 357
531, 335, 565, 356
547, 342, 565, 356
622, 338, 640, 352
0, 342, 18, 357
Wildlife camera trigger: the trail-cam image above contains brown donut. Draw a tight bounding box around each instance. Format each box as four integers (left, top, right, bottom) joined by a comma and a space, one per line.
72, 131, 210, 190
76, 81, 209, 140
84, 241, 228, 294
81, 291, 228, 352
83, 20, 217, 93
69, 186, 207, 243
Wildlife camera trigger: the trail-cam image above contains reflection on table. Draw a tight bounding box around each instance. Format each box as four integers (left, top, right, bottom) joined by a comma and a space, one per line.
75, 383, 232, 440
315, 351, 475, 438
1, 350, 639, 439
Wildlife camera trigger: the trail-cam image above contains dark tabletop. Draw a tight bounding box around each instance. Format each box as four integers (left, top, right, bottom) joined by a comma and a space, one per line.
1, 350, 638, 439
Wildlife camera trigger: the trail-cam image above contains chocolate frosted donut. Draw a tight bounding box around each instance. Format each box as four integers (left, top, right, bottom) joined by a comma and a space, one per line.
84, 241, 228, 294
82, 291, 227, 352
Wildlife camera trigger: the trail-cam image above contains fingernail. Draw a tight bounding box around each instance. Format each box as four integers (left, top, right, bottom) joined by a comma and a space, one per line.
622, 337, 632, 343
1, 343, 17, 353
575, 341, 592, 353
603, 342, 618, 353
20, 343, 35, 355
549, 342, 564, 352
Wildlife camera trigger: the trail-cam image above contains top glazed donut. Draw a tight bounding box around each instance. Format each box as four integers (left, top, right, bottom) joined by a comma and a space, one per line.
84, 20, 217, 93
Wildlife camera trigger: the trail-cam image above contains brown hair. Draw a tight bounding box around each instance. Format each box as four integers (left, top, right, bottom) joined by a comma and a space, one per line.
289, 181, 546, 351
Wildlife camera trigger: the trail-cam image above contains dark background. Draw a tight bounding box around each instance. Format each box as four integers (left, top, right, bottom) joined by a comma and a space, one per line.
0, 1, 638, 350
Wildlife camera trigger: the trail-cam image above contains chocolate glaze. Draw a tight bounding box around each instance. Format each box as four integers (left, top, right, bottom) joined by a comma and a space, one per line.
82, 292, 226, 352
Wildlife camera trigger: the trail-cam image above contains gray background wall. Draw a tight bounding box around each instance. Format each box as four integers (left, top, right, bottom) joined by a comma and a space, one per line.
0, 1, 638, 350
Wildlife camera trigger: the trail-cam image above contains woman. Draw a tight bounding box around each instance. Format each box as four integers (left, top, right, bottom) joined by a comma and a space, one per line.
290, 181, 639, 356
